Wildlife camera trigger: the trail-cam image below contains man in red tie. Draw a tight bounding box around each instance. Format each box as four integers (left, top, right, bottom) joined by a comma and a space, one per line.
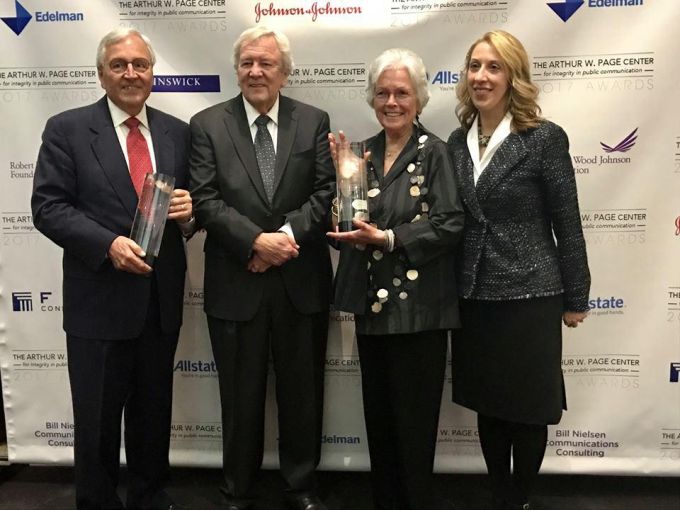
31, 28, 193, 510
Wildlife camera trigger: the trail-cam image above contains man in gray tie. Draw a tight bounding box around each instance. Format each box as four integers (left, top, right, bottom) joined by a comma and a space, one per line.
188, 26, 334, 510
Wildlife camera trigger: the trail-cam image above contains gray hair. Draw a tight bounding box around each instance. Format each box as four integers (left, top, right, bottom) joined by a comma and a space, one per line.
96, 28, 156, 70
232, 25, 294, 76
365, 48, 430, 113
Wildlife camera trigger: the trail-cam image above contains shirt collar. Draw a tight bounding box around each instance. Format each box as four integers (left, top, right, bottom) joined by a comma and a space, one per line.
107, 97, 149, 130
243, 94, 280, 127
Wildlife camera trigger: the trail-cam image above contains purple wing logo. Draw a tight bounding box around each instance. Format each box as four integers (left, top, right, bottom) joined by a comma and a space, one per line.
600, 128, 638, 153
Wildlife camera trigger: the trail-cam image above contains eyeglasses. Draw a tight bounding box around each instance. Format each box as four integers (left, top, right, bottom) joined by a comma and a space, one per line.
374, 90, 413, 103
107, 58, 151, 74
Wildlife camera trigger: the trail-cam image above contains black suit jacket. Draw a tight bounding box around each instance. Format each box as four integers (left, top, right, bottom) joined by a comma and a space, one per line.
189, 94, 334, 321
333, 128, 464, 335
447, 120, 590, 312
32, 96, 190, 339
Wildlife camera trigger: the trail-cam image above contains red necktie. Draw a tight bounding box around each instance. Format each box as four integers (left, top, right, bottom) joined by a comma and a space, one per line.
124, 117, 152, 197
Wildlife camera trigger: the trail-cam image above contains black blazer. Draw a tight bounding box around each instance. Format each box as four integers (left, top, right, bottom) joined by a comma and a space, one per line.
32, 96, 190, 339
333, 128, 465, 335
189, 94, 334, 321
447, 120, 590, 312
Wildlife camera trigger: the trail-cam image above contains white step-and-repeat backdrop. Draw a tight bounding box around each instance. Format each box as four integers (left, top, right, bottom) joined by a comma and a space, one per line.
0, 0, 679, 475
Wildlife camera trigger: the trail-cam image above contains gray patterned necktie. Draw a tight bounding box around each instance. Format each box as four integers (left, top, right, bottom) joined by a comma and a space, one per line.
254, 114, 275, 201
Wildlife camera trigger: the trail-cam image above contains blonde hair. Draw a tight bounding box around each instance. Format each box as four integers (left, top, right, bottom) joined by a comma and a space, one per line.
455, 30, 542, 133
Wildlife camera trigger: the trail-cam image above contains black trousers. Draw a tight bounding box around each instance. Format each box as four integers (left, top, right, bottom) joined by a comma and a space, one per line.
207, 270, 329, 503
357, 330, 448, 510
66, 287, 179, 510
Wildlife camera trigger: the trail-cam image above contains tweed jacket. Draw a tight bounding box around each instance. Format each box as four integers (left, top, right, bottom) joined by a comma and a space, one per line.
447, 120, 590, 312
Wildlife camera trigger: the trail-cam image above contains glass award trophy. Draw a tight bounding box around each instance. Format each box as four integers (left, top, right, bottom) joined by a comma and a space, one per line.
130, 172, 175, 266
336, 140, 369, 232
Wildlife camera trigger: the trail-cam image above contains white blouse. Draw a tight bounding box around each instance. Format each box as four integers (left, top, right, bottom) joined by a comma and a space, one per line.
466, 112, 513, 186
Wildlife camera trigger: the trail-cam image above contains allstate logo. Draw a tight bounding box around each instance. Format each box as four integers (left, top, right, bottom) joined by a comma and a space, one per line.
431, 70, 460, 86
588, 296, 625, 312
1, 0, 31, 35
547, 0, 584, 22
600, 128, 637, 153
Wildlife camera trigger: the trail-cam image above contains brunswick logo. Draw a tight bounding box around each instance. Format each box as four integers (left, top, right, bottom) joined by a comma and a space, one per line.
547, 0, 584, 22
1, 0, 32, 35
600, 128, 638, 153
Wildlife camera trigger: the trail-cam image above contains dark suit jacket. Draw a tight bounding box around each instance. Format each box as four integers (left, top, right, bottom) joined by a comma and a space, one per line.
447, 120, 590, 312
333, 128, 465, 335
189, 94, 334, 321
32, 96, 190, 339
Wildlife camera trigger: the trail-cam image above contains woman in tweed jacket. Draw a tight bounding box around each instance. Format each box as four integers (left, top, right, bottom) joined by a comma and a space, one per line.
447, 31, 591, 510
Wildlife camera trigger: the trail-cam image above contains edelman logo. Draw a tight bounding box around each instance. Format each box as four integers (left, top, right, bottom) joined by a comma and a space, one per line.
588, 296, 624, 310
547, 0, 584, 22
152, 75, 220, 93
600, 128, 637, 153
431, 70, 460, 85
11, 291, 32, 311
1, 1, 84, 36
1, 0, 31, 35
548, 0, 643, 22
2, 0, 85, 35
670, 363, 680, 383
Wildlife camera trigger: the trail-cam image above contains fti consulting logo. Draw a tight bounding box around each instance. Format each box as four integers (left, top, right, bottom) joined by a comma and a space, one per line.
11, 291, 32, 311
10, 290, 57, 312
670, 363, 680, 383
548, 0, 644, 22
1, 0, 84, 36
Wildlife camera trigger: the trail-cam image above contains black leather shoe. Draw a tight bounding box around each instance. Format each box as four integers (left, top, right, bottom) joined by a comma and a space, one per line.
286, 494, 328, 510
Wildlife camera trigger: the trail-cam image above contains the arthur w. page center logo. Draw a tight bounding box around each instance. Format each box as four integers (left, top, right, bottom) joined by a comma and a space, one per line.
2, 0, 32, 35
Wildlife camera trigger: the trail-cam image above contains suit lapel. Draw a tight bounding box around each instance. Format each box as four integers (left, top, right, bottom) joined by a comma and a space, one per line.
89, 97, 138, 220
475, 133, 528, 203
223, 97, 269, 205
272, 96, 297, 198
451, 133, 485, 222
148, 107, 175, 181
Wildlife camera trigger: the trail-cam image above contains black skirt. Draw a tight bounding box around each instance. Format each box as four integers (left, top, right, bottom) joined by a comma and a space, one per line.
451, 295, 566, 425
